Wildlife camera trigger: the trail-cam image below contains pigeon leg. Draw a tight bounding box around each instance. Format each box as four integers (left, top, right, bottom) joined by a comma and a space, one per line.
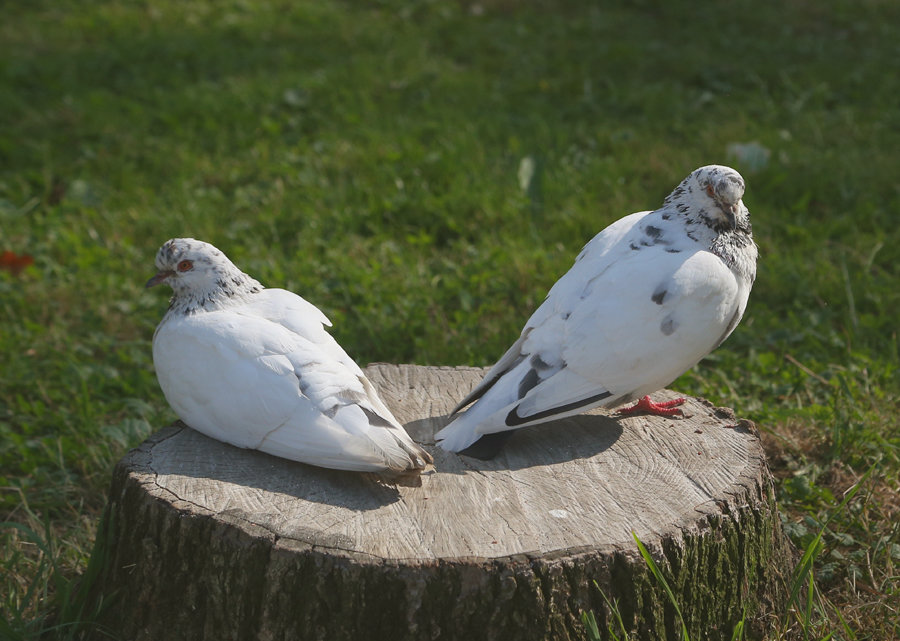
616, 395, 685, 417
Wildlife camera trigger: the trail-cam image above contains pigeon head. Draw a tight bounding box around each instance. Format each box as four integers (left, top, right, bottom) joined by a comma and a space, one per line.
147, 238, 262, 312
665, 165, 748, 232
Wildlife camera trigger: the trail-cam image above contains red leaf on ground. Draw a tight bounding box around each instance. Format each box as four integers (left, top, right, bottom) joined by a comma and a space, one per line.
0, 250, 35, 275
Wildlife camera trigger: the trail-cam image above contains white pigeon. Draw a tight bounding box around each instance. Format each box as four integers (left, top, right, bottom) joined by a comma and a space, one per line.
436, 165, 758, 458
147, 238, 432, 475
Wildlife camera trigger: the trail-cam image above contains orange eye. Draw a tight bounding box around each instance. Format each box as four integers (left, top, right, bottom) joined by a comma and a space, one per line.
705, 184, 715, 198
177, 260, 193, 272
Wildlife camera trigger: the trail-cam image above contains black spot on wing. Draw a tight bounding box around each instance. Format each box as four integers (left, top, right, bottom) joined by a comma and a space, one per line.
517, 368, 540, 400
651, 285, 667, 305
452, 353, 526, 414
639, 225, 672, 248
629, 243, 640, 251
505, 390, 613, 427
660, 316, 677, 336
517, 354, 559, 400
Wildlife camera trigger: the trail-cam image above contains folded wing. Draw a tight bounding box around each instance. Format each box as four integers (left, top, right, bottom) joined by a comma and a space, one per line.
154, 293, 429, 473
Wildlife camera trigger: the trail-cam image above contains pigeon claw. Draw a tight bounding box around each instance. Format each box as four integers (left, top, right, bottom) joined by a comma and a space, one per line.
617, 395, 685, 417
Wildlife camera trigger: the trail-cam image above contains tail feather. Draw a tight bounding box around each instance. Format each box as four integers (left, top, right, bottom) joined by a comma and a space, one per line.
434, 413, 484, 453
435, 398, 511, 453
452, 334, 530, 414
364, 421, 432, 474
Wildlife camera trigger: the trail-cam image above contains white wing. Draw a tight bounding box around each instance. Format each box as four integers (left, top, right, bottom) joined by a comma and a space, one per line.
154, 293, 427, 473
246, 289, 418, 442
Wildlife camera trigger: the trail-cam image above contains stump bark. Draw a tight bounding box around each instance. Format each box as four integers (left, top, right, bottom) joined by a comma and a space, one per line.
93, 364, 791, 641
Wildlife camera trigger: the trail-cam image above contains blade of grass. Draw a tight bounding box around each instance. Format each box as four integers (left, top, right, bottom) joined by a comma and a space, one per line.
728, 606, 746, 641
581, 610, 602, 641
598, 584, 630, 641
1, 521, 55, 638
588, 580, 631, 641
788, 464, 874, 611
831, 601, 856, 641
0, 506, 118, 641
632, 531, 691, 641
804, 568, 815, 638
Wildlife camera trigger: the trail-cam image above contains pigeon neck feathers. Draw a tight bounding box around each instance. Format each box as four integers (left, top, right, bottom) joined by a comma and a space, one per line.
710, 209, 757, 285
153, 238, 263, 316
661, 165, 757, 284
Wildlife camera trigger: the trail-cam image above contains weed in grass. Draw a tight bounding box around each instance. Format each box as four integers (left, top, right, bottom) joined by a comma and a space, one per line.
581, 580, 631, 641
579, 533, 747, 641
1, 496, 116, 640
631, 532, 692, 641
582, 476, 875, 641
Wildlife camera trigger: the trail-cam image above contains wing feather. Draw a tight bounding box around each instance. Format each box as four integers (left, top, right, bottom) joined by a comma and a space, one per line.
154, 298, 429, 473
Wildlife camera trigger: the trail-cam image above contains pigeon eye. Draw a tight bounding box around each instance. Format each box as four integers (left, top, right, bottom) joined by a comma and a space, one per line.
177, 260, 193, 272
705, 184, 715, 198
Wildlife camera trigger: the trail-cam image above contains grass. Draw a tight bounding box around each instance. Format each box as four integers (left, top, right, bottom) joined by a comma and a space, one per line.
582, 475, 876, 641
1, 0, 898, 638
582, 531, 752, 641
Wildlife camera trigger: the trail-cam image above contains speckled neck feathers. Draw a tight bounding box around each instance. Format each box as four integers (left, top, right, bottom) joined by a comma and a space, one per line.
154, 238, 263, 317
661, 165, 757, 285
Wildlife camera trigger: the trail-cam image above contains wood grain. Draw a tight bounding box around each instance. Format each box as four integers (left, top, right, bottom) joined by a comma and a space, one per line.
92, 364, 791, 641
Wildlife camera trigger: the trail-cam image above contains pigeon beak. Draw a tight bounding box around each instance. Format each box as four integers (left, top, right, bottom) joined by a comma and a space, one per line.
145, 270, 175, 288
723, 204, 737, 230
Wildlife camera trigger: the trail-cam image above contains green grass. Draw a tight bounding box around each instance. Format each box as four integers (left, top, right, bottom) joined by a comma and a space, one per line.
1, 0, 898, 638
582, 478, 875, 641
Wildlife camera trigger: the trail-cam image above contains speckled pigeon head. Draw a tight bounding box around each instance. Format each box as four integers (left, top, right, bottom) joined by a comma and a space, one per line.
694, 165, 745, 205
665, 165, 749, 232
147, 238, 262, 312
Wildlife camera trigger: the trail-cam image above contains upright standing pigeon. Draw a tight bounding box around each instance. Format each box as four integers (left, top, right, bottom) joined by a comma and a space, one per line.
147, 238, 431, 475
435, 165, 758, 458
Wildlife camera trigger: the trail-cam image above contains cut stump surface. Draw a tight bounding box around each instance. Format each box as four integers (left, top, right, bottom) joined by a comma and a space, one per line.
95, 364, 791, 641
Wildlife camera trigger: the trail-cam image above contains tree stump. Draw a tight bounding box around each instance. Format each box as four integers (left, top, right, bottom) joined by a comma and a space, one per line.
93, 364, 791, 641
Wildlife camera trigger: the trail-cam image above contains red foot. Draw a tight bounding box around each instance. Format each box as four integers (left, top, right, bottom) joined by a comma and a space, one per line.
616, 395, 685, 417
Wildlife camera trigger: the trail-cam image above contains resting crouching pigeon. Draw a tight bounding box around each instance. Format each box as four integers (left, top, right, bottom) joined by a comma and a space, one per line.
147, 238, 432, 476
436, 165, 758, 458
